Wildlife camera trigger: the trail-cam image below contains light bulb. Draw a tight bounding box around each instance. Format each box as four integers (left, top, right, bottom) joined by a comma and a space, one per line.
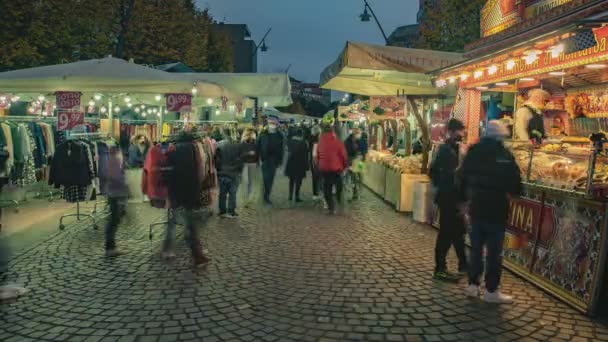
152, 108, 157, 113
215, 110, 220, 115
496, 82, 509, 86
94, 94, 102, 101
157, 112, 161, 117
28, 107, 35, 113
141, 105, 146, 110
38, 95, 45, 101
524, 51, 538, 65
155, 95, 162, 101
11, 96, 19, 102
124, 96, 131, 103
520, 77, 535, 82
550, 44, 564, 58
135, 107, 140, 113
263, 101, 268, 108
88, 100, 95, 107
433, 103, 438, 110
100, 106, 107, 113
460, 73, 469, 81
0, 96, 6, 101
142, 112, 147, 117
114, 106, 120, 113
488, 65, 498, 75
206, 98, 213, 105
473, 70, 483, 79
435, 79, 446, 87
448, 76, 456, 84
147, 109, 152, 114
191, 87, 198, 95
127, 103, 133, 108
506, 60, 516, 70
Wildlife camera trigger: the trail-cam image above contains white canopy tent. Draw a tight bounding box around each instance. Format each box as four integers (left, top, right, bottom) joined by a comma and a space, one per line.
0, 57, 243, 103
263, 107, 312, 122
320, 42, 464, 96
177, 73, 292, 107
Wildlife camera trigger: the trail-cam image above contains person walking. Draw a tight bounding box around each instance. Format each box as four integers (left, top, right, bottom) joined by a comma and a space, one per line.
127, 134, 149, 168
309, 125, 322, 200
461, 121, 522, 304
241, 128, 258, 207
317, 118, 347, 215
258, 118, 284, 205
216, 128, 246, 218
285, 128, 309, 202
429, 118, 468, 282
99, 143, 129, 257
344, 128, 364, 201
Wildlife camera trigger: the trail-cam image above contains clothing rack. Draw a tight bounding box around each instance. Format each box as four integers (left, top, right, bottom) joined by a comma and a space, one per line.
58, 132, 112, 230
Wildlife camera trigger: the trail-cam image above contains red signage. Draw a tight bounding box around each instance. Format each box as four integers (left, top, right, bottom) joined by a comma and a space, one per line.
369, 96, 407, 118
57, 111, 84, 131
165, 93, 192, 112
506, 197, 556, 248
55, 92, 81, 110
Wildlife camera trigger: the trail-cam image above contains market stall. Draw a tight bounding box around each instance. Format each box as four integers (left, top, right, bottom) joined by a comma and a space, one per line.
433, 0, 608, 315
320, 43, 463, 212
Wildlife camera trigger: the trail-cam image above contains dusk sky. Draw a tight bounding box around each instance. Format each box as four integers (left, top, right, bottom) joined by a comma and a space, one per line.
199, 0, 419, 83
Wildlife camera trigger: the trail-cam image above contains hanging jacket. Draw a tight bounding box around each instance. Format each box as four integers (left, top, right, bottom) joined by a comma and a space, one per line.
49, 141, 92, 187
317, 132, 347, 173
167, 139, 202, 209
142, 143, 172, 207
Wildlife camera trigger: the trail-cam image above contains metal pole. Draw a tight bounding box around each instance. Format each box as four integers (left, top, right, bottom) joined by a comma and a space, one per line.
252, 28, 272, 58
364, 0, 390, 45
158, 105, 164, 140
108, 98, 113, 137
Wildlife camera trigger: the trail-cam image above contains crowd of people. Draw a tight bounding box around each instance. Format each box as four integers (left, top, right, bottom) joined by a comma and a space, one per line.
17, 114, 521, 306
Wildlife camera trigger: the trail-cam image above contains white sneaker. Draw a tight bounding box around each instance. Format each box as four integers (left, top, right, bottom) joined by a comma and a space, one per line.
464, 284, 480, 298
312, 195, 319, 201
484, 290, 513, 304
323, 201, 329, 209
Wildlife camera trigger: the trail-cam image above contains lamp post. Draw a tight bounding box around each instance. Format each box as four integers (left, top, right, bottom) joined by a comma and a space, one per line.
360, 0, 389, 45
253, 28, 272, 58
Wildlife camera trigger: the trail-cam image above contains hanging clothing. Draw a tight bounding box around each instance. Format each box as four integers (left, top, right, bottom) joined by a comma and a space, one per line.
142, 143, 173, 208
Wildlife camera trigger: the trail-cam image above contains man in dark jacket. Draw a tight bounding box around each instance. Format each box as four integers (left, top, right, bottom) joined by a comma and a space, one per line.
216, 129, 247, 218
429, 118, 467, 282
461, 121, 521, 304
257, 118, 284, 205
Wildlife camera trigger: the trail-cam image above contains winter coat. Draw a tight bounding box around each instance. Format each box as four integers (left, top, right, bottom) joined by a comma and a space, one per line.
257, 131, 284, 166
241, 140, 258, 164
285, 137, 309, 179
142, 143, 172, 206
167, 140, 202, 210
460, 137, 522, 225
216, 139, 246, 179
317, 132, 347, 173
128, 144, 148, 168
429, 138, 462, 205
344, 134, 361, 164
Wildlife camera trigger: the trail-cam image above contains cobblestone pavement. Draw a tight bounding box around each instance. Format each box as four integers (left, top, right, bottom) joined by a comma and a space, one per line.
1, 178, 608, 342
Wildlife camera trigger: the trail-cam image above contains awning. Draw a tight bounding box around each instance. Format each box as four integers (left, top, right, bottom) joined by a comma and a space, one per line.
0, 57, 234, 97
320, 42, 464, 96
177, 73, 292, 107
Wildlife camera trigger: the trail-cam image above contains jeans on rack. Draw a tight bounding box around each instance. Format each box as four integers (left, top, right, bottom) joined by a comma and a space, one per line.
163, 208, 204, 259
105, 197, 127, 250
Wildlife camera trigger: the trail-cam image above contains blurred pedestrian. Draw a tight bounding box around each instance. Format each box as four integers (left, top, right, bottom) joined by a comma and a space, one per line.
461, 121, 522, 304
216, 128, 246, 218
99, 143, 129, 257
309, 125, 322, 200
429, 118, 468, 282
344, 128, 364, 201
285, 128, 308, 202
127, 134, 149, 168
258, 117, 284, 205
241, 128, 258, 207
317, 117, 347, 215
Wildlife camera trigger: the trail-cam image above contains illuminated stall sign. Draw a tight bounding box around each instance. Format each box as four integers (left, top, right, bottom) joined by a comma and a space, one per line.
526, 0, 576, 19
481, 0, 523, 37
451, 26, 608, 87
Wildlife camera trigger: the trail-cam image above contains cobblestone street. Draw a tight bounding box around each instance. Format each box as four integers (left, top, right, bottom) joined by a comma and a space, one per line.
1, 178, 608, 342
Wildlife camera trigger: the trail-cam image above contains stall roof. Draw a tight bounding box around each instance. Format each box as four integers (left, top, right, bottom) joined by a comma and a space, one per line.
320, 42, 464, 96
0, 57, 238, 97
177, 73, 292, 107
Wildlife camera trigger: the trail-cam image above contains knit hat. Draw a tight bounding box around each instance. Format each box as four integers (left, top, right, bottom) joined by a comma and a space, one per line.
267, 116, 279, 126
485, 120, 509, 138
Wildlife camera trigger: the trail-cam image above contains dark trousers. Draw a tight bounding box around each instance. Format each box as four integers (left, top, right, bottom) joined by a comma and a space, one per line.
435, 202, 467, 272
218, 176, 239, 214
262, 162, 277, 201
322, 172, 343, 211
289, 176, 303, 200
349, 171, 361, 198
105, 197, 126, 250
312, 167, 322, 196
469, 222, 505, 292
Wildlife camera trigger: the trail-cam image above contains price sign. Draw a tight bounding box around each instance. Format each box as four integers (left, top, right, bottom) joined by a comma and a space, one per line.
165, 93, 192, 112
57, 111, 84, 131
55, 92, 81, 110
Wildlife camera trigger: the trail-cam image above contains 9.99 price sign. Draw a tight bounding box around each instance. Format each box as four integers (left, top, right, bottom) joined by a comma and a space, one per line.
165, 93, 192, 112
57, 111, 84, 131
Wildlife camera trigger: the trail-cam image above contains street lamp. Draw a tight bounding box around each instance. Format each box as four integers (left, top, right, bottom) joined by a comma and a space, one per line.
360, 0, 389, 45
253, 28, 272, 58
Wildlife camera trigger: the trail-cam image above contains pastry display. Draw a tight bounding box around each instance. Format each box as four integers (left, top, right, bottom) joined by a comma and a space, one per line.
367, 150, 423, 174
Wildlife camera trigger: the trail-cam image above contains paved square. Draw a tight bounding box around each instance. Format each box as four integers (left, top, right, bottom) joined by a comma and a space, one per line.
1, 179, 607, 341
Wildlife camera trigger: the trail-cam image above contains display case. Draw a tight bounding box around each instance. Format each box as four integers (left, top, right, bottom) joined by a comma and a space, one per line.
507, 140, 608, 199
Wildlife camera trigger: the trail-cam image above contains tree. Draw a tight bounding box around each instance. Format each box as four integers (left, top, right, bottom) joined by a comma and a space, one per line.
418, 0, 486, 52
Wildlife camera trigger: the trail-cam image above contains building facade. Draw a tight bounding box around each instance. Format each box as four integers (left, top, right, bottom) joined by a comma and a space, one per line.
213, 23, 257, 73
